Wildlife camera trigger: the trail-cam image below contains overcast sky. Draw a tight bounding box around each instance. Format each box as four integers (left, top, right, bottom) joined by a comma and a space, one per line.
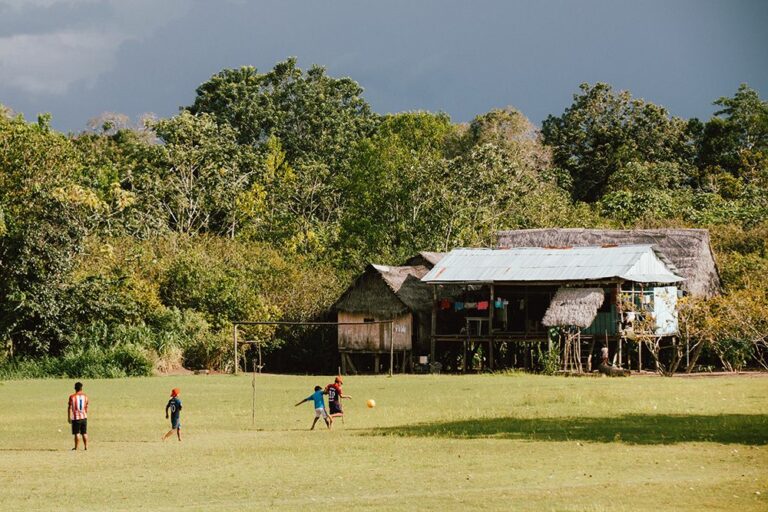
0, 0, 766, 132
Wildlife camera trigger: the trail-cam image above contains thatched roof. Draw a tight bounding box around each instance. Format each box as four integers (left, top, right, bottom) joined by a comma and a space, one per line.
401, 252, 446, 269
497, 228, 721, 297
334, 264, 433, 318
542, 288, 605, 328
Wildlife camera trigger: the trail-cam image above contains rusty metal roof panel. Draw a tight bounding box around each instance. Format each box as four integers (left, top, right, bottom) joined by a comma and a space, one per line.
421, 246, 684, 284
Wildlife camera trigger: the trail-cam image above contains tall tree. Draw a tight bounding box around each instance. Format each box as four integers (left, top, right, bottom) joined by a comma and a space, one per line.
698, 84, 768, 184
150, 112, 257, 237
340, 112, 455, 265
188, 59, 377, 166
0, 112, 101, 355
187, 59, 379, 253
542, 83, 695, 202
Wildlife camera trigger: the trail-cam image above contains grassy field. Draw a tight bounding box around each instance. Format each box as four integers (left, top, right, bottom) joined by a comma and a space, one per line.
0, 373, 766, 511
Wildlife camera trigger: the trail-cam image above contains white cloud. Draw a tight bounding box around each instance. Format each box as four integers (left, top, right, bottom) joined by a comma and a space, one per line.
1, 0, 102, 10
0, 0, 189, 96
0, 31, 122, 94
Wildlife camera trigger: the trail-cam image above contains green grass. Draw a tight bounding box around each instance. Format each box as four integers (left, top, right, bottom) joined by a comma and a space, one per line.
0, 373, 766, 511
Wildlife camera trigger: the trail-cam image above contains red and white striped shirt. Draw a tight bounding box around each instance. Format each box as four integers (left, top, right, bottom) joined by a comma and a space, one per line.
68, 392, 89, 420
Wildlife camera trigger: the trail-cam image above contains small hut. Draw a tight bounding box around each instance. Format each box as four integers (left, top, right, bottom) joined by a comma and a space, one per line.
334, 264, 434, 373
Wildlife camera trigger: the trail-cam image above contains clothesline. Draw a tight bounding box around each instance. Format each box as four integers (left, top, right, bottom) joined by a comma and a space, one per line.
439, 298, 511, 312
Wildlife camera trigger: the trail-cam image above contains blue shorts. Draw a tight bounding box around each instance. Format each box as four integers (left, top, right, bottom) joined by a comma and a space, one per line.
171, 417, 181, 429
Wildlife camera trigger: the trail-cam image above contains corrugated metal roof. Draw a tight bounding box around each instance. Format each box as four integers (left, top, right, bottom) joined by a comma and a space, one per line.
421, 245, 685, 284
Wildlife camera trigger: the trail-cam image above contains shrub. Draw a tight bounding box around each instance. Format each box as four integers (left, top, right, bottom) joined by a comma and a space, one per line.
108, 345, 155, 376
0, 346, 154, 380
536, 344, 560, 375
182, 330, 232, 371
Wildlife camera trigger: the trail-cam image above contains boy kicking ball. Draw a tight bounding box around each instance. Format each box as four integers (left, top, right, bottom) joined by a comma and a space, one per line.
325, 376, 351, 423
163, 388, 182, 441
295, 385, 332, 430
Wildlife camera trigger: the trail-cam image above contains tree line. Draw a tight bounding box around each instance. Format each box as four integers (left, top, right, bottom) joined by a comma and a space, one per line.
1, 58, 766, 377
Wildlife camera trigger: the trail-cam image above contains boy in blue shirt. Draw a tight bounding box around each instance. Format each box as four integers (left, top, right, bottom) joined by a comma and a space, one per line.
294, 386, 332, 430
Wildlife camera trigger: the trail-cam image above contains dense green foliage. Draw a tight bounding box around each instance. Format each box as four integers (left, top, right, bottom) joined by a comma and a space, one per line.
1, 63, 767, 376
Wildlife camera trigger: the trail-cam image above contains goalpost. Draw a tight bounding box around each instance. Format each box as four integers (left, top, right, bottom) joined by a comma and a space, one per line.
233, 320, 395, 426
232, 320, 396, 376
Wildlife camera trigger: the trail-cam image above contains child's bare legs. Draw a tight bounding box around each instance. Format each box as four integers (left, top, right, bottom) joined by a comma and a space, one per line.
72, 434, 88, 450
311, 417, 319, 430
162, 428, 177, 440
176, 428, 181, 441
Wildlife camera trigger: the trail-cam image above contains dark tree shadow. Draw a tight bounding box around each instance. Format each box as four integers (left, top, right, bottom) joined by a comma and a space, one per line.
370, 414, 768, 445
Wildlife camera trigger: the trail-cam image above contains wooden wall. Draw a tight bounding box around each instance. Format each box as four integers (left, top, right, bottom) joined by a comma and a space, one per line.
338, 311, 412, 352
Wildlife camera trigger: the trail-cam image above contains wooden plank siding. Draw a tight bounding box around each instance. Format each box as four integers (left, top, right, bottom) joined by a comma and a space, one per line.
337, 311, 412, 352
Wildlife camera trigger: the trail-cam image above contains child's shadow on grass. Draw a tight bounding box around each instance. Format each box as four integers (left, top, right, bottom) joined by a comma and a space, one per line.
370, 414, 768, 445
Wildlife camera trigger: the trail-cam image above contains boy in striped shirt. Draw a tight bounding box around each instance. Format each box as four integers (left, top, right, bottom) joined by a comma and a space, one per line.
67, 382, 89, 451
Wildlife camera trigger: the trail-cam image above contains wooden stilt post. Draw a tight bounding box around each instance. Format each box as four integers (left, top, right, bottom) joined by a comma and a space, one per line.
578, 331, 583, 372
233, 324, 239, 375
431, 286, 437, 366
488, 283, 495, 371
562, 331, 568, 371
251, 358, 256, 425
618, 336, 623, 368
389, 321, 394, 377
464, 317, 469, 374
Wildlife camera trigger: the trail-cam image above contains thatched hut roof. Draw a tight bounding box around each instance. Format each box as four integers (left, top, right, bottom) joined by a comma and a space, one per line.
402, 252, 446, 269
334, 264, 433, 318
542, 288, 605, 328
497, 228, 721, 297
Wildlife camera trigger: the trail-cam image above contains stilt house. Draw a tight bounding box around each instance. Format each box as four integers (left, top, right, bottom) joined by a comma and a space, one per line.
422, 229, 720, 372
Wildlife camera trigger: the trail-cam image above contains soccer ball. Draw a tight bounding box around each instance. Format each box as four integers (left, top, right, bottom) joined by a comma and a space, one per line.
366, 399, 376, 408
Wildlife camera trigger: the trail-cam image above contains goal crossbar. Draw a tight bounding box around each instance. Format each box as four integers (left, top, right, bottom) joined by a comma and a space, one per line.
232, 320, 394, 374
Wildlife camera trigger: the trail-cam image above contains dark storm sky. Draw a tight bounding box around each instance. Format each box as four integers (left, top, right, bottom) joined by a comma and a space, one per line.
0, 0, 766, 132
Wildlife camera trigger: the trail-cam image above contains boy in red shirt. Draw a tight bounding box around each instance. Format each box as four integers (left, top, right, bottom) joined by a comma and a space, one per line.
324, 376, 352, 422
67, 382, 89, 451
